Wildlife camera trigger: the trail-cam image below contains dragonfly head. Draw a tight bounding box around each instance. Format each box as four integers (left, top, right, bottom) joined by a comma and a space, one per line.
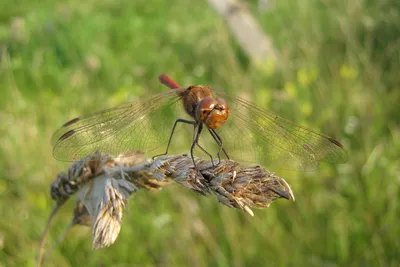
196, 96, 229, 129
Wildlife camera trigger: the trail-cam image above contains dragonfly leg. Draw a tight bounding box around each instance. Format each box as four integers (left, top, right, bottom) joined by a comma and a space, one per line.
208, 129, 230, 165
195, 142, 215, 167
190, 123, 205, 170
192, 124, 218, 168
192, 125, 214, 167
152, 118, 196, 159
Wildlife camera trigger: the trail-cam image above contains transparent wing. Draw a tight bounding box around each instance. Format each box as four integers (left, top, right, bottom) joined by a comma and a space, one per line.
206, 92, 348, 171
51, 89, 195, 161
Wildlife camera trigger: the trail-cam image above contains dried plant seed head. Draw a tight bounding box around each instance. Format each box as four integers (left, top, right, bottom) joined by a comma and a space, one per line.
42, 151, 294, 261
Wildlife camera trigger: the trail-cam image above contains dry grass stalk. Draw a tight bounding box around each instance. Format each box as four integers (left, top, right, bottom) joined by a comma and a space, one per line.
207, 0, 278, 62
38, 152, 294, 266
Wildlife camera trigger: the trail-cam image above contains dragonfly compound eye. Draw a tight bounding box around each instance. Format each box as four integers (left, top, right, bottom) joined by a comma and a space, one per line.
196, 97, 215, 123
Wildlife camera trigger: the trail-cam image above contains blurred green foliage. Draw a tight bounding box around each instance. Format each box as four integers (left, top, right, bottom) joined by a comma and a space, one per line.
0, 0, 399, 266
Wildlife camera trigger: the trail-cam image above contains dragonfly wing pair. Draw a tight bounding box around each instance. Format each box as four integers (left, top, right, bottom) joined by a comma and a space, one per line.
51, 89, 191, 161
210, 91, 348, 171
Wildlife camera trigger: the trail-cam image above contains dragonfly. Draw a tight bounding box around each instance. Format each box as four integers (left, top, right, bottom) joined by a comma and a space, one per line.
51, 74, 348, 171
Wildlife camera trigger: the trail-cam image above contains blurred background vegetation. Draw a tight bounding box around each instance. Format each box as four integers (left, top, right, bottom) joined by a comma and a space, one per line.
1, 0, 399, 266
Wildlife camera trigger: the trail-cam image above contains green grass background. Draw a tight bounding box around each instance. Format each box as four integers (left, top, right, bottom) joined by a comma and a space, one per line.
1, 0, 399, 266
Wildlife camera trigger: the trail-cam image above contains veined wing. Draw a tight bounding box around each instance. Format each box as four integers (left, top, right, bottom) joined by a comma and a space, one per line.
212, 91, 348, 171
51, 88, 192, 161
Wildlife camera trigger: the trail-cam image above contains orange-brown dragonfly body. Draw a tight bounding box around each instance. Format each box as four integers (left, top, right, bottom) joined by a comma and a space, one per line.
159, 74, 229, 129
52, 74, 348, 171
